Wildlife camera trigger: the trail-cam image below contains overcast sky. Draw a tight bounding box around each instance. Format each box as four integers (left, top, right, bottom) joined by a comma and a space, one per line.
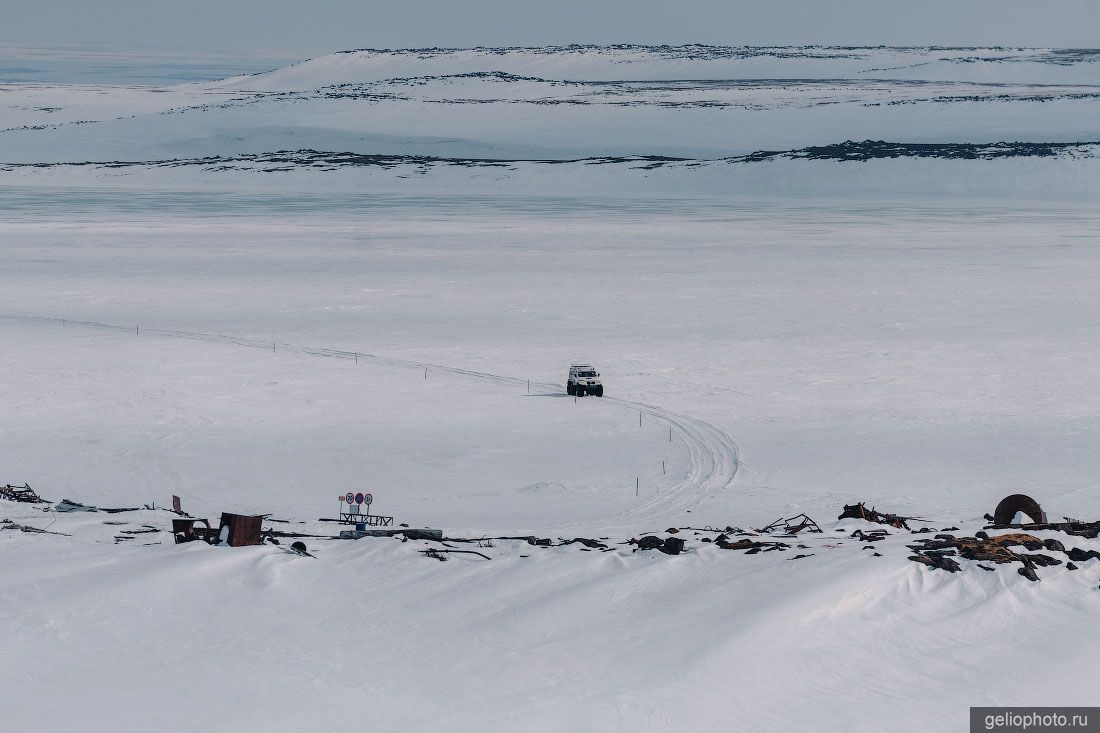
5, 0, 1100, 56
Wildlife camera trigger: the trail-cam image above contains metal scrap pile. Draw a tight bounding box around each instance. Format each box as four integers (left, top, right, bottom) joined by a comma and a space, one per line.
1, 483, 47, 504
838, 502, 922, 530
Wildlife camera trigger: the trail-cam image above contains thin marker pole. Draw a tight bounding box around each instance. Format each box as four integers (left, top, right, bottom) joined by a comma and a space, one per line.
669, 427, 673, 443
636, 477, 639, 497
136, 325, 139, 336
273, 341, 276, 353
354, 353, 358, 364
527, 379, 530, 394
662, 460, 666, 475
639, 411, 642, 427
424, 367, 428, 380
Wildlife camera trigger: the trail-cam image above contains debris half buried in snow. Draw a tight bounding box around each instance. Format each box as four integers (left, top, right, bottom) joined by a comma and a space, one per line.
838, 502, 926, 530
990, 494, 1048, 526
1, 483, 48, 504
55, 498, 141, 514
757, 513, 823, 536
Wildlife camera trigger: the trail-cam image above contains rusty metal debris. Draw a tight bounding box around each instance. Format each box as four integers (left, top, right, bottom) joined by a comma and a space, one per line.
838, 502, 926, 530
990, 494, 1048, 526
1, 483, 47, 504
173, 517, 214, 544
758, 513, 822, 535
172, 513, 263, 547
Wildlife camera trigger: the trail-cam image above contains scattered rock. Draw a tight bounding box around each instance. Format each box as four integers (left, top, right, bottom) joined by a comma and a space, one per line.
659, 537, 686, 555
632, 535, 664, 551
1066, 562, 1078, 571
909, 553, 961, 573
1018, 564, 1040, 582
1066, 547, 1100, 562
631, 536, 686, 555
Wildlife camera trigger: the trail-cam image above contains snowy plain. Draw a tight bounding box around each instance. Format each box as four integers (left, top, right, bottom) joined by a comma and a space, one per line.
2, 46, 1100, 732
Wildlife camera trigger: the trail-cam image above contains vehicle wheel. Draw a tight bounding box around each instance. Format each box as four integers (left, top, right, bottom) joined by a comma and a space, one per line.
567, 382, 574, 395
593, 386, 603, 397
577, 387, 586, 397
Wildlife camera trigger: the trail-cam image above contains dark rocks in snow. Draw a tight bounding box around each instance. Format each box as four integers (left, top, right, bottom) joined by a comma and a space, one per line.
630, 535, 686, 555
1066, 547, 1100, 562
1066, 562, 1078, 571
632, 535, 665, 551
908, 531, 1075, 581
908, 553, 962, 573
1043, 539, 1066, 553
790, 554, 814, 560
660, 537, 686, 555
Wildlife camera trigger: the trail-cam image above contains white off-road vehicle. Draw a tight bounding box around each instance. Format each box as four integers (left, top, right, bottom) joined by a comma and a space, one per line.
567, 364, 603, 396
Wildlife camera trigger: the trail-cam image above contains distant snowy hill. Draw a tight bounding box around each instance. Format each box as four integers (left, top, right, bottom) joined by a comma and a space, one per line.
1, 45, 1099, 193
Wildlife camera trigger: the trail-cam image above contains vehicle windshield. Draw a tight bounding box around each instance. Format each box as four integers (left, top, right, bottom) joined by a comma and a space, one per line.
577, 371, 596, 377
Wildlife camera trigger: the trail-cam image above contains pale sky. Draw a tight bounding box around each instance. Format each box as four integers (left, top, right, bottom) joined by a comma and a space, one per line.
5, 0, 1100, 55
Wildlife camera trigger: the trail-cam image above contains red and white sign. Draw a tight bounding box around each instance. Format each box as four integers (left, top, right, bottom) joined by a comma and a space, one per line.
345, 492, 355, 505
364, 493, 373, 506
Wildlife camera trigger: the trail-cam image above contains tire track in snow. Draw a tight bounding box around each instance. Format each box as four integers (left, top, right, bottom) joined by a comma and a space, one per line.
2, 313, 739, 526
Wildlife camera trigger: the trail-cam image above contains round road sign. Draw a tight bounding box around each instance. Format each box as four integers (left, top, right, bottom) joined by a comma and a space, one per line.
364, 492, 373, 506
345, 492, 355, 505
354, 492, 364, 505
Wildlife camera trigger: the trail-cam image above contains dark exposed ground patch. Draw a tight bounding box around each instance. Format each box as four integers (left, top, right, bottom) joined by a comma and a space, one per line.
3, 140, 1097, 174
